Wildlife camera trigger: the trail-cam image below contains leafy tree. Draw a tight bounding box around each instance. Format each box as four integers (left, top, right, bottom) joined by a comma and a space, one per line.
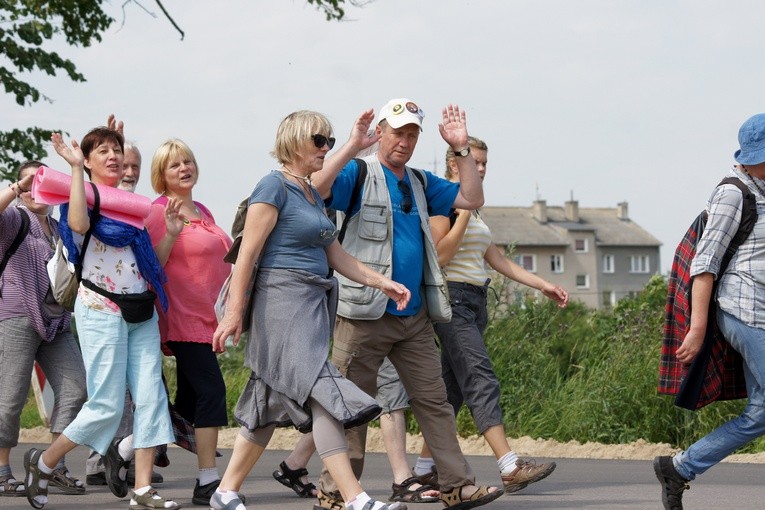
0, 0, 366, 180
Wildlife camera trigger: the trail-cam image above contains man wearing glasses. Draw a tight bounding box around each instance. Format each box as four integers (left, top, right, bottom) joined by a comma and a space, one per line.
312, 99, 502, 509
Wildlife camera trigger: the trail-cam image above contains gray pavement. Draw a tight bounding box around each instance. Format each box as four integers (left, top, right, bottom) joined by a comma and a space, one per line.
2, 444, 765, 509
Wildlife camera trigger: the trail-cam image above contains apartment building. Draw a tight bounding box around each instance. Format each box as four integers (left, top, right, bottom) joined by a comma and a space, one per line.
480, 200, 661, 309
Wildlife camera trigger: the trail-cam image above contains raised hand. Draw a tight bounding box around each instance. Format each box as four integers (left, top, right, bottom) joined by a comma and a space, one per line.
51, 132, 85, 169
164, 197, 185, 237
348, 109, 381, 153
17, 171, 35, 192
107, 114, 124, 137
438, 104, 469, 150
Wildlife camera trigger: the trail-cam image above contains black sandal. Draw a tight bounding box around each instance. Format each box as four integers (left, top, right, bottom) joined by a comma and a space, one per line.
272, 461, 317, 498
389, 476, 439, 503
23, 448, 50, 509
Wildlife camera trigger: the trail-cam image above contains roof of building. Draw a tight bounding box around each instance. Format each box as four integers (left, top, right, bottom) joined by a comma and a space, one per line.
480, 205, 662, 247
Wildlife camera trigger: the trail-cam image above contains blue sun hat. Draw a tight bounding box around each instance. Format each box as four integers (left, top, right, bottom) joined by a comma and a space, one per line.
734, 113, 765, 165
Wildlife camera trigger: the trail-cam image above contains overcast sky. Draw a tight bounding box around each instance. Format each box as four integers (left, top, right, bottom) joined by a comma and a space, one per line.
5, 0, 765, 273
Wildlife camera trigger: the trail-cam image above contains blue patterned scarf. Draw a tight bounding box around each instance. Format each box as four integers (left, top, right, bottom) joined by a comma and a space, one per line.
58, 204, 168, 311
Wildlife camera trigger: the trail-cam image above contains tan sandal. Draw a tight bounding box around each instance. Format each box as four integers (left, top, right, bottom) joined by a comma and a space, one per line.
0, 473, 26, 497
49, 467, 86, 495
439, 484, 504, 510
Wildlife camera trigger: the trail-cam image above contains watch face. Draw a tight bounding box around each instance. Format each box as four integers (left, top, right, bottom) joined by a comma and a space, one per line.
458, 147, 470, 156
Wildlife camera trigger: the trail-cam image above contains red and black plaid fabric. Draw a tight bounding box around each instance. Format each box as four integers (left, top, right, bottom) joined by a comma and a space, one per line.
658, 213, 746, 410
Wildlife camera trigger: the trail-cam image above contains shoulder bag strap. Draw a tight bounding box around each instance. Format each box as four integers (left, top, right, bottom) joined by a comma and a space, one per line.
75, 182, 101, 282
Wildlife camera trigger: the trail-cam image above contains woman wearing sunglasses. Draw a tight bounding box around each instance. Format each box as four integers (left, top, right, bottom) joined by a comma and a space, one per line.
210, 110, 411, 510
144, 139, 232, 506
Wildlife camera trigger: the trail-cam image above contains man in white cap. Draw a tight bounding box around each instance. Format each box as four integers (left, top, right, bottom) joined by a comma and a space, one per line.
311, 99, 503, 510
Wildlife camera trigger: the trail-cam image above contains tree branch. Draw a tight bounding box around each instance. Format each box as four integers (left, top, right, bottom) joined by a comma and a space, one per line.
153, 0, 184, 40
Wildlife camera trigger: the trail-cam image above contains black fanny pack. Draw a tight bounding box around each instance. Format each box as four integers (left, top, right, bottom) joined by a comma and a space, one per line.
82, 279, 157, 324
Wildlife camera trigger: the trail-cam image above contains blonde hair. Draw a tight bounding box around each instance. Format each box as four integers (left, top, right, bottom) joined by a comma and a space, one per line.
444, 136, 488, 179
150, 138, 198, 194
271, 111, 333, 166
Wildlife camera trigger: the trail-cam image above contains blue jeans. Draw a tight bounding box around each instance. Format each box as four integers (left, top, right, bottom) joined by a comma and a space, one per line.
673, 309, 765, 480
63, 300, 174, 454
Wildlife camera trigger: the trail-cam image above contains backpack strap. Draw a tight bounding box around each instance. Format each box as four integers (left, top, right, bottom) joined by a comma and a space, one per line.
337, 158, 368, 244
0, 208, 31, 297
717, 176, 758, 275
75, 182, 101, 282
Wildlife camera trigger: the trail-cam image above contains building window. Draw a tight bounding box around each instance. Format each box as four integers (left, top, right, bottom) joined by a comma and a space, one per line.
574, 239, 588, 253
602, 290, 616, 307
550, 254, 564, 273
514, 254, 536, 273
630, 255, 650, 274
576, 274, 589, 289
602, 254, 615, 274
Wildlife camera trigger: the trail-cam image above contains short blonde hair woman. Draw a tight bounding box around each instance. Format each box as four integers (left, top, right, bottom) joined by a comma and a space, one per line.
209, 111, 409, 510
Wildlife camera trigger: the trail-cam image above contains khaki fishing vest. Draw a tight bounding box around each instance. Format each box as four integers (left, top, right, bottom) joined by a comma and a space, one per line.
336, 156, 451, 322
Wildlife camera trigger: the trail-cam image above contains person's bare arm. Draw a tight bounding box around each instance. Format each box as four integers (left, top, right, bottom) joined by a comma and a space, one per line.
437, 105, 484, 210
431, 211, 471, 267
212, 203, 278, 351
484, 243, 569, 307
326, 241, 411, 311
312, 109, 380, 199
676, 272, 714, 364
51, 133, 89, 234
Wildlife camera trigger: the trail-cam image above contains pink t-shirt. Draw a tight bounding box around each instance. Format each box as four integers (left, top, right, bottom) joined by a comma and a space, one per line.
146, 199, 232, 349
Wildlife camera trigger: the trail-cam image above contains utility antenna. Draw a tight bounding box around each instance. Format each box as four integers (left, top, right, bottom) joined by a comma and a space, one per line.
535, 182, 541, 201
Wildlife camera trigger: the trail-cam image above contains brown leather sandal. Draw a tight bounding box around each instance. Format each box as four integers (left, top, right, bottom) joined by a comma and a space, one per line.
0, 473, 26, 497
439, 484, 504, 510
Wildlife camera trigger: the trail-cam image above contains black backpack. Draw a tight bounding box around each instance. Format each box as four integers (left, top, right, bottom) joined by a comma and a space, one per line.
658, 176, 758, 410
0, 208, 30, 297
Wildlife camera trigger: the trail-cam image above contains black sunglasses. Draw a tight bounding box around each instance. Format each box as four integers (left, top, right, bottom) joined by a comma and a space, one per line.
397, 180, 412, 214
312, 134, 336, 150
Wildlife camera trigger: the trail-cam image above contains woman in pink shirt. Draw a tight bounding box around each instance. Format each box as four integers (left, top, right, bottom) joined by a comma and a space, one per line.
146, 139, 232, 506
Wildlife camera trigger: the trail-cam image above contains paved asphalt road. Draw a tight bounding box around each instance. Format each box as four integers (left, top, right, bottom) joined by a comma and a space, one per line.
2, 444, 764, 509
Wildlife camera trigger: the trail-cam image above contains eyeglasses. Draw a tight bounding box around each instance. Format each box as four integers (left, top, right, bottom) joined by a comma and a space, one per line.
312, 134, 336, 150
397, 180, 412, 214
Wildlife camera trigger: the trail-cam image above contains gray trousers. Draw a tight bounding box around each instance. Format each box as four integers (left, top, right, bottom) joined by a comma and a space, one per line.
0, 316, 86, 448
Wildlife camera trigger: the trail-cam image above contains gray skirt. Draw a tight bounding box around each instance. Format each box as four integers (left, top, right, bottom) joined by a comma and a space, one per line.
234, 361, 381, 433
235, 267, 380, 433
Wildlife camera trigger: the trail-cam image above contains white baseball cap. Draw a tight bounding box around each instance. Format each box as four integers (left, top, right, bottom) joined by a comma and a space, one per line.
377, 98, 424, 130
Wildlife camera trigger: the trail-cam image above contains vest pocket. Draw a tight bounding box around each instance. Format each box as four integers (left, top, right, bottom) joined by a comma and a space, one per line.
338, 262, 388, 304
358, 203, 388, 241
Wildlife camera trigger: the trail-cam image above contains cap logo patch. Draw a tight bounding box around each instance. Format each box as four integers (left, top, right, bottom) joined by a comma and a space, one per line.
392, 104, 404, 115
405, 102, 420, 115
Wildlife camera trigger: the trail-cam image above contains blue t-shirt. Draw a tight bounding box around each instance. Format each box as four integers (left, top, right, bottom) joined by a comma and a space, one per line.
328, 159, 459, 315
250, 171, 338, 275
